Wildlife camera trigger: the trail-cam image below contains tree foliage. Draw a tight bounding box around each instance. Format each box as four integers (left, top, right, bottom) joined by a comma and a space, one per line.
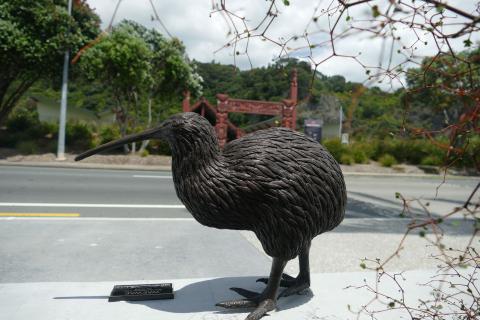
0, 0, 100, 124
78, 21, 152, 139
195, 58, 402, 134
405, 48, 480, 130
77, 20, 202, 152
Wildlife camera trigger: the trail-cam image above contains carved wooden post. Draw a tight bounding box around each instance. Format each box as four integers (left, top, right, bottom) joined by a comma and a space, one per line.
290, 69, 298, 103
281, 99, 296, 129
289, 69, 298, 130
200, 97, 207, 117
182, 90, 191, 112
216, 94, 229, 148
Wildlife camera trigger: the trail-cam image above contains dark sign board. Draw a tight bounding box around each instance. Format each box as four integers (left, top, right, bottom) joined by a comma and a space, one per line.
304, 119, 323, 142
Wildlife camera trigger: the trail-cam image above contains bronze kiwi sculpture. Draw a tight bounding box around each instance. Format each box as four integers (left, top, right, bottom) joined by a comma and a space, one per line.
75, 112, 346, 320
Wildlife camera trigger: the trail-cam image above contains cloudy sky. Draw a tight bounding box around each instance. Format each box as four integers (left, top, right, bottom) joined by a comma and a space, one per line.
85, 0, 479, 89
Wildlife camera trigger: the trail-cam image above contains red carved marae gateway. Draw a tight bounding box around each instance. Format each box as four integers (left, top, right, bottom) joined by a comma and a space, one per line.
182, 69, 298, 148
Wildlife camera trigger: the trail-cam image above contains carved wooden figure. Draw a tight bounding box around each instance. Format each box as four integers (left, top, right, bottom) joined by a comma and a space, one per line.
75, 112, 347, 320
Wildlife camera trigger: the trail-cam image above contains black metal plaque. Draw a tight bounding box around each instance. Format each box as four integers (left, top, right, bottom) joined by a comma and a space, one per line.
108, 283, 174, 302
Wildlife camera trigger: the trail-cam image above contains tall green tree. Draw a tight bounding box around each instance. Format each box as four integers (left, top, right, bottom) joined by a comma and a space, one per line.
79, 22, 152, 144
78, 20, 202, 152
0, 0, 100, 124
122, 21, 202, 121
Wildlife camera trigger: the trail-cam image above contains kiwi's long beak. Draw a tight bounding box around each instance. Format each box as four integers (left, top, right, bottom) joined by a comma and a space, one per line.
75, 125, 165, 161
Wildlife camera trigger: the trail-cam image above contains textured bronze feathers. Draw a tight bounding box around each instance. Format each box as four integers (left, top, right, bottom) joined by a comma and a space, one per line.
169, 113, 346, 260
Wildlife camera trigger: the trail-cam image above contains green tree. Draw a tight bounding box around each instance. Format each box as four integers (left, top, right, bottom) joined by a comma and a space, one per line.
78, 22, 152, 150
123, 21, 202, 122
0, 0, 100, 124
78, 20, 202, 152
405, 48, 480, 130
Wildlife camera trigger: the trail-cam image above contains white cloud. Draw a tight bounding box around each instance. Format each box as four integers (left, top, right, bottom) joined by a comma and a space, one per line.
85, 0, 479, 90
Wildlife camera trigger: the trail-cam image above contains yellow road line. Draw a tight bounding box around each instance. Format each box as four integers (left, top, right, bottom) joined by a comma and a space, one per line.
0, 213, 80, 217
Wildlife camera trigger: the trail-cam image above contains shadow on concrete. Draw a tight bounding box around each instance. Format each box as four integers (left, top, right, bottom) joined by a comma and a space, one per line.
335, 215, 474, 235
128, 276, 313, 314
54, 296, 109, 299
51, 277, 312, 315
346, 191, 429, 218
340, 192, 475, 235
346, 197, 402, 219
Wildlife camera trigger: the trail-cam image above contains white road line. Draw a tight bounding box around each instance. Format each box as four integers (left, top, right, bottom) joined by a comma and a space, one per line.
0, 217, 412, 222
0, 217, 194, 221
0, 203, 185, 209
133, 175, 173, 179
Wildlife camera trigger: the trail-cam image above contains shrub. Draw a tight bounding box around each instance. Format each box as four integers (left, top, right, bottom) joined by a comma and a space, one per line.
140, 149, 149, 157
98, 125, 121, 145
340, 153, 354, 165
5, 108, 39, 132
351, 147, 369, 164
322, 138, 346, 162
353, 140, 378, 160
459, 135, 480, 169
379, 154, 397, 167
1, 107, 60, 152
66, 121, 95, 151
0, 131, 19, 147
16, 141, 38, 154
38, 122, 58, 138
364, 137, 445, 165
147, 139, 171, 156
420, 155, 443, 166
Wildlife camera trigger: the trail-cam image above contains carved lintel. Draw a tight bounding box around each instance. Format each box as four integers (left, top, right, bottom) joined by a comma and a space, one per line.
226, 99, 283, 115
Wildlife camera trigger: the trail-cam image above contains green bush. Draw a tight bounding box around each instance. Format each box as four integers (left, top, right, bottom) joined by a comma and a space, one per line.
363, 137, 446, 165
1, 111, 58, 151
39, 122, 58, 138
356, 140, 378, 159
147, 139, 171, 156
420, 155, 443, 166
16, 141, 39, 154
66, 121, 95, 151
98, 125, 121, 145
0, 130, 19, 147
351, 147, 369, 164
322, 138, 346, 162
5, 108, 39, 132
459, 135, 480, 169
140, 149, 149, 157
379, 154, 397, 167
340, 153, 354, 165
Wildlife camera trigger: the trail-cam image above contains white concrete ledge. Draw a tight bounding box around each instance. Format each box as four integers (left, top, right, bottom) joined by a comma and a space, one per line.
0, 269, 470, 320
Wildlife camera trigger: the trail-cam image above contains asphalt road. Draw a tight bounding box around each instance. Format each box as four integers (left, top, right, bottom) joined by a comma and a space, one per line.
0, 165, 478, 283
0, 165, 476, 218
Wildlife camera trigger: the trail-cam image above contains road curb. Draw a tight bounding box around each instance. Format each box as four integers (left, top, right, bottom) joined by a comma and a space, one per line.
0, 160, 476, 178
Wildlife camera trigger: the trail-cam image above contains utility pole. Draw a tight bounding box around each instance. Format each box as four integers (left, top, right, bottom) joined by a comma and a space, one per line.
56, 0, 73, 160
